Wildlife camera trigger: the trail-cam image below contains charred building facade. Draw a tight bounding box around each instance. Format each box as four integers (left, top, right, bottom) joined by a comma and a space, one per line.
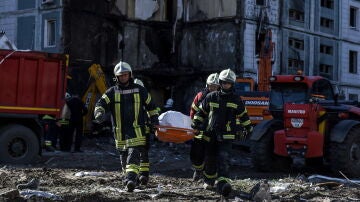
1, 0, 359, 113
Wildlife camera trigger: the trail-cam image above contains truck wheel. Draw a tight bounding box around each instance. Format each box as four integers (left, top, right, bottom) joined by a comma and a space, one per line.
329, 126, 360, 178
251, 126, 290, 172
0, 124, 39, 164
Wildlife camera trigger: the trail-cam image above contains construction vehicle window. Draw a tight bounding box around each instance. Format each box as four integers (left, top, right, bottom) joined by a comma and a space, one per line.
269, 83, 308, 110
235, 82, 252, 93
311, 80, 334, 100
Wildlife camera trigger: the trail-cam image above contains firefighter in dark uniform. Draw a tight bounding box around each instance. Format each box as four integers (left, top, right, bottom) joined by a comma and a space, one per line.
94, 61, 159, 192
118, 78, 158, 178
189, 73, 220, 181
192, 69, 253, 197
42, 114, 58, 151
65, 94, 88, 152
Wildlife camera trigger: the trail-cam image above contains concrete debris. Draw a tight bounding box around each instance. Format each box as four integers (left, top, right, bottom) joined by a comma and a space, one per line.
308, 174, 360, 186
16, 178, 40, 190
252, 180, 271, 202
269, 182, 291, 193
0, 188, 20, 199
74, 171, 106, 177
20, 190, 62, 200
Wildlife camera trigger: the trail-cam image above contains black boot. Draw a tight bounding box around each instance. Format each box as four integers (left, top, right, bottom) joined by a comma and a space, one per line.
192, 170, 203, 182
139, 175, 148, 185
217, 181, 232, 197
126, 180, 136, 192
203, 178, 215, 190
45, 145, 56, 152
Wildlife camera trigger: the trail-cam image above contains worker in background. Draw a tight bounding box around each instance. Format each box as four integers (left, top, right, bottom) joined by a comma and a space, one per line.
60, 93, 88, 152
189, 73, 220, 181
59, 93, 72, 152
162, 98, 174, 112
94, 61, 159, 192
191, 69, 253, 197
41, 114, 58, 152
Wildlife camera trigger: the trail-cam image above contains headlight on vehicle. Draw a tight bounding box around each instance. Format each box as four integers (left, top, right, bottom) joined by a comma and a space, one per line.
291, 118, 304, 128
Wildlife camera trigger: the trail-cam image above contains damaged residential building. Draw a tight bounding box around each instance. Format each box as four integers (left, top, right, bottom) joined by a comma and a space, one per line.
0, 0, 359, 113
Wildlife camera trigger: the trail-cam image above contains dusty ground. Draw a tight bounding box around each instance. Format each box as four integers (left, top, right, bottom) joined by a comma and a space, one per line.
1, 136, 360, 202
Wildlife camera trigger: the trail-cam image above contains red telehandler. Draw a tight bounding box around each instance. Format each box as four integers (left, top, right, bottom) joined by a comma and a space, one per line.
251, 74, 360, 177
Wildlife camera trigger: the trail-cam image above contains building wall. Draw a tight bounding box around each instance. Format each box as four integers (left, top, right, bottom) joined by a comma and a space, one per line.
0, 0, 63, 52
339, 0, 360, 100
121, 22, 162, 70
242, 0, 280, 80
0, 0, 16, 42
180, 21, 238, 72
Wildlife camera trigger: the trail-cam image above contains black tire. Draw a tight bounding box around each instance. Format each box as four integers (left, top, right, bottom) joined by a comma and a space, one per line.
0, 124, 39, 164
251, 124, 290, 172
328, 126, 360, 178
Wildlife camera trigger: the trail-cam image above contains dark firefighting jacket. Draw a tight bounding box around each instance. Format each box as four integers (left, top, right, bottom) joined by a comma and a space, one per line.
192, 91, 251, 141
190, 88, 210, 119
190, 88, 210, 140
95, 82, 159, 149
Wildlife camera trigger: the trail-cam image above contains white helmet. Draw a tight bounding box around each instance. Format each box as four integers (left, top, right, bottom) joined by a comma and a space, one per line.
134, 78, 144, 87
114, 61, 132, 76
164, 98, 174, 108
206, 73, 220, 86
219, 69, 236, 84
65, 92, 71, 99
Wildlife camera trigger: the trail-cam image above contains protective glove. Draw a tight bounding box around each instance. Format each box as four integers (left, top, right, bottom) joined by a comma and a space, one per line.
150, 116, 159, 126
93, 111, 105, 124
245, 125, 254, 134
244, 125, 254, 139
236, 130, 247, 141
191, 122, 202, 130
237, 125, 253, 140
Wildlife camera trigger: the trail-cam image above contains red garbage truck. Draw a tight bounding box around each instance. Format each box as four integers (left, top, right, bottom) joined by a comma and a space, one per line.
0, 49, 68, 163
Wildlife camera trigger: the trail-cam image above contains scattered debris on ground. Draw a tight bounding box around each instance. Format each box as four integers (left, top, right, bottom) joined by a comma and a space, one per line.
1, 137, 359, 201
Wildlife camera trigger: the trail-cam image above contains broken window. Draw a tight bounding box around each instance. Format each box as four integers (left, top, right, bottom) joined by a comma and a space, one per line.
321, 0, 334, 9
255, 32, 266, 56
288, 58, 304, 74
44, 19, 56, 47
320, 17, 334, 29
350, 7, 358, 28
349, 94, 358, 101
256, 0, 265, 6
289, 9, 304, 22
319, 64, 333, 79
320, 44, 333, 55
349, 50, 358, 74
289, 37, 304, 50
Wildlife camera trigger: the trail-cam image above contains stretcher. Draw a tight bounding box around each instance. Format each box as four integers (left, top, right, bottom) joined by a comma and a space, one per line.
155, 125, 195, 143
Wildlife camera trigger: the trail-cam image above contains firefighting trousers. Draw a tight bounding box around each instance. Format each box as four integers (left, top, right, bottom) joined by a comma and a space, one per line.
125, 146, 149, 183
120, 135, 150, 174
203, 139, 232, 184
59, 125, 71, 151
190, 138, 206, 171
43, 119, 58, 147
69, 122, 83, 151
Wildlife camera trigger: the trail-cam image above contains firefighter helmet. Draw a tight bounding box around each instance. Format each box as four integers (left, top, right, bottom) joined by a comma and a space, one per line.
164, 98, 174, 108
134, 78, 144, 87
206, 73, 220, 86
65, 92, 71, 99
219, 69, 236, 84
114, 61, 132, 76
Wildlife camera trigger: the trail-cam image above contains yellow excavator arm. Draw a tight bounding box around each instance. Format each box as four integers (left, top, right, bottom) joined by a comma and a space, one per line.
82, 64, 108, 135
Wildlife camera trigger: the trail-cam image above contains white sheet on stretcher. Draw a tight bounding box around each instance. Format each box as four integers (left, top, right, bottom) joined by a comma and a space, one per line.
158, 110, 192, 129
